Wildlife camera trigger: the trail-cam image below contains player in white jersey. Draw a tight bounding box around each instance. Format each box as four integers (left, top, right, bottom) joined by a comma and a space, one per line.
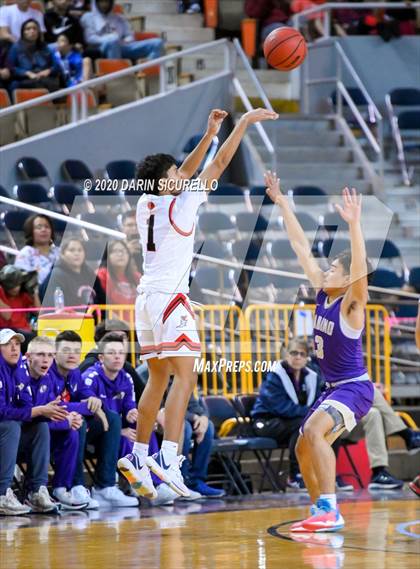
118, 107, 278, 498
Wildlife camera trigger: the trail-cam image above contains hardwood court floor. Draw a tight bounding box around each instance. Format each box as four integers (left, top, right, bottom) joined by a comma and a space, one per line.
1, 493, 419, 569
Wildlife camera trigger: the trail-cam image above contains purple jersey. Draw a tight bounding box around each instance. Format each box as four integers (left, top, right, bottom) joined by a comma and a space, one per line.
313, 290, 368, 383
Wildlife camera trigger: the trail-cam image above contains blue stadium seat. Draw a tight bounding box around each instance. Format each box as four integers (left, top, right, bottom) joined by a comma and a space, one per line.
408, 267, 420, 292
198, 212, 235, 234
106, 160, 136, 180
365, 238, 401, 259
330, 87, 369, 107
231, 238, 261, 262
320, 237, 350, 258
52, 183, 86, 208
371, 268, 404, 288
61, 159, 94, 185
293, 212, 318, 232
269, 239, 296, 261
249, 185, 272, 207
322, 210, 346, 233
235, 212, 268, 233
14, 182, 52, 206
0, 185, 10, 198
3, 210, 30, 231
16, 157, 50, 184
388, 88, 420, 107
292, 186, 328, 206
195, 239, 228, 260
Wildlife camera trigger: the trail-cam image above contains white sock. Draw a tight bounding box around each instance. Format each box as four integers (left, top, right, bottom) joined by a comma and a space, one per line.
319, 493, 337, 509
161, 440, 178, 465
133, 442, 149, 466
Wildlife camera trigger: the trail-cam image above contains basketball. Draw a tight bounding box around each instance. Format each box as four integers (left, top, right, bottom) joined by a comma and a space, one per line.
263, 27, 307, 71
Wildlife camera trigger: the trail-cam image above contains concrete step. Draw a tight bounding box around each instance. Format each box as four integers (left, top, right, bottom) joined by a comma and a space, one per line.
256, 146, 353, 163
145, 13, 203, 28
263, 118, 336, 132
240, 80, 291, 100
130, 1, 178, 15
250, 129, 344, 147
161, 27, 214, 43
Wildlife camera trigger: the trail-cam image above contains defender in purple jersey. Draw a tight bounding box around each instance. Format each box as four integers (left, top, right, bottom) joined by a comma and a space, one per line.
266, 176, 374, 532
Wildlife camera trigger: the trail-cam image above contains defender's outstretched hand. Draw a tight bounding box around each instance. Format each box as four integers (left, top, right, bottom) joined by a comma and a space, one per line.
264, 170, 287, 208
243, 108, 279, 124
335, 187, 362, 226
207, 109, 228, 136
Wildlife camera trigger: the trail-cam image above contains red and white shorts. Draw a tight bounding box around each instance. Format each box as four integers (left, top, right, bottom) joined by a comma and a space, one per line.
135, 291, 201, 361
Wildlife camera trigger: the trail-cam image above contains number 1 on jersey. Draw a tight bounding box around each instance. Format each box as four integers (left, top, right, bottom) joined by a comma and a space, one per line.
147, 213, 156, 252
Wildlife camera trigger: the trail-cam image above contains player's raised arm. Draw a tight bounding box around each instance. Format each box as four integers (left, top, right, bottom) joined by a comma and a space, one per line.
265, 170, 324, 289
335, 188, 369, 324
178, 109, 228, 179
199, 108, 278, 186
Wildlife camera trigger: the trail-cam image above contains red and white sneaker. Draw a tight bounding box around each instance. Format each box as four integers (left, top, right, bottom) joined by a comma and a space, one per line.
290, 505, 318, 532
301, 499, 345, 533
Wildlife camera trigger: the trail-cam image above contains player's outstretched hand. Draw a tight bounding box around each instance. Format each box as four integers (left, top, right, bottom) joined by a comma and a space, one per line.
207, 109, 228, 136
243, 108, 279, 124
335, 187, 362, 226
264, 170, 287, 207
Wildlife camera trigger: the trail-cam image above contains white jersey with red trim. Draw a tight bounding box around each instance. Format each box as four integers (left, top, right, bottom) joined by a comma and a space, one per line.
136, 187, 207, 294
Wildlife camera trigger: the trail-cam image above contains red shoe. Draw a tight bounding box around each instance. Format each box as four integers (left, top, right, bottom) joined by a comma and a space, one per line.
409, 475, 420, 498
301, 499, 345, 533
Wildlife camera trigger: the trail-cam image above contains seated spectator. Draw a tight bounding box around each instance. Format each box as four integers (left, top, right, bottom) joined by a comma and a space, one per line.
0, 38, 11, 90
14, 214, 60, 286
251, 338, 324, 489
97, 240, 140, 319
81, 0, 164, 61
0, 265, 40, 333
68, 0, 91, 20
120, 209, 142, 273
0, 328, 68, 516
40, 237, 106, 309
291, 0, 326, 40
80, 318, 145, 402
50, 330, 101, 509
7, 19, 63, 93
19, 335, 89, 509
244, 0, 291, 43
79, 333, 139, 506
345, 386, 420, 489
0, 0, 45, 44
53, 33, 91, 86
181, 394, 225, 498
44, 0, 85, 48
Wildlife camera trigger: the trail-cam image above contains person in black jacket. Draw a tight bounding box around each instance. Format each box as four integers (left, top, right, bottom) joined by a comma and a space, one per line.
252, 338, 324, 489
44, 0, 84, 47
40, 237, 105, 310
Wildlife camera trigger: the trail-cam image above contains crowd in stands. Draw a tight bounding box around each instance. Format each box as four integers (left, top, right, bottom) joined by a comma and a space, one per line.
0, 0, 164, 96
244, 0, 418, 43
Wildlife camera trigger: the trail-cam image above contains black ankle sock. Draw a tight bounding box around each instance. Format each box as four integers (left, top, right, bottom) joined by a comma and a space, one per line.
397, 428, 411, 446
372, 466, 386, 476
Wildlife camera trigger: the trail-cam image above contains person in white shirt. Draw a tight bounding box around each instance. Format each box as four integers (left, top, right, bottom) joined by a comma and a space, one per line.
118, 106, 278, 501
0, 0, 45, 43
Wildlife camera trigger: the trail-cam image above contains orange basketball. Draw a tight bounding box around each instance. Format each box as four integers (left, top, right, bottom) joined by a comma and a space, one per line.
263, 27, 307, 71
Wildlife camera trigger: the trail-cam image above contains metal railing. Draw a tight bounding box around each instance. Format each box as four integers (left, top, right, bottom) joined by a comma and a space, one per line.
301, 39, 384, 178
292, 2, 420, 39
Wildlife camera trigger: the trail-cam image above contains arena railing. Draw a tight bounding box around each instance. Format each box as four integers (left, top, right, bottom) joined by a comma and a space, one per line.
291, 2, 420, 39
0, 38, 276, 167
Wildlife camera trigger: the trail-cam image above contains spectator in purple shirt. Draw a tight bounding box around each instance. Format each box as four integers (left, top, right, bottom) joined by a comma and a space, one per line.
0, 329, 68, 516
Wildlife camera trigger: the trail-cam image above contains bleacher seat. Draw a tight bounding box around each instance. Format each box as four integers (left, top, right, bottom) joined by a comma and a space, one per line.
2, 211, 31, 247
105, 160, 136, 181
235, 212, 268, 234
16, 157, 50, 186
268, 238, 296, 261
61, 159, 94, 186
408, 267, 420, 292
0, 89, 15, 146
14, 89, 56, 137
198, 211, 235, 234
290, 211, 318, 232
329, 87, 375, 126
208, 184, 246, 212
365, 238, 401, 260
65, 90, 98, 123
193, 266, 231, 291
14, 182, 52, 207
321, 210, 347, 234
52, 183, 87, 213
371, 268, 404, 288
320, 237, 350, 258
291, 186, 328, 207
0, 186, 10, 198
95, 59, 137, 107
195, 238, 229, 260
231, 238, 262, 262
249, 185, 272, 207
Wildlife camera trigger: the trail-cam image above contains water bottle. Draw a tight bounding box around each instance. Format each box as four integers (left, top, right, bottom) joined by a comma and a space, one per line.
54, 287, 65, 311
